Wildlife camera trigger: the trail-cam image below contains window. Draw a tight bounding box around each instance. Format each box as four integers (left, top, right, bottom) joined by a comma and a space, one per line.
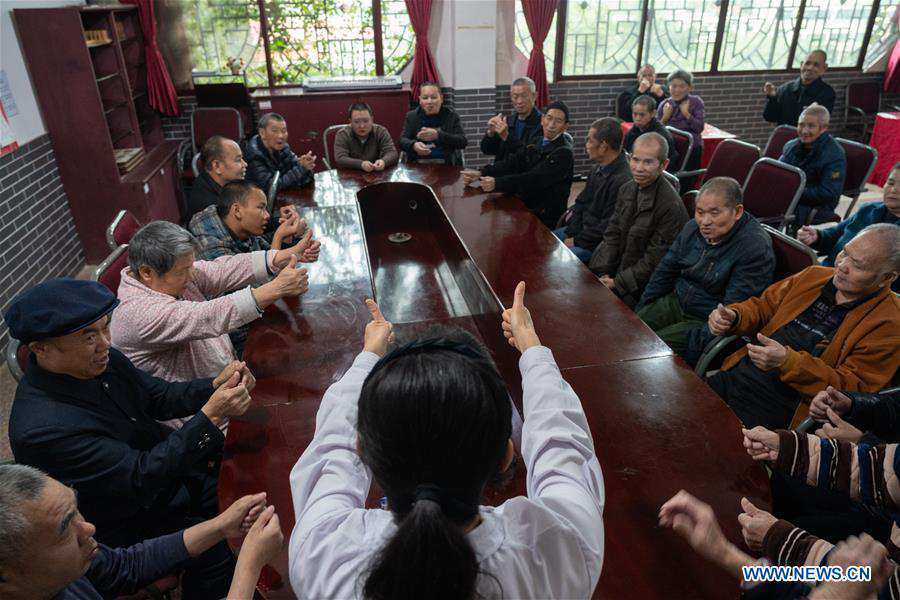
560, 0, 642, 76
865, 3, 899, 68
514, 5, 557, 81
184, 0, 414, 88
641, 0, 721, 73
718, 0, 801, 71
792, 0, 876, 68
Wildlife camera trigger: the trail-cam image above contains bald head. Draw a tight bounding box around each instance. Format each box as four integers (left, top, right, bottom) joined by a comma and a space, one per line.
858, 223, 900, 275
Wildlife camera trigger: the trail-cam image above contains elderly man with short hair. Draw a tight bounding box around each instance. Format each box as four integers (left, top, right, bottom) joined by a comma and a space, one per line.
0, 464, 284, 600
245, 112, 316, 191
780, 103, 846, 226
637, 177, 775, 364
554, 117, 633, 263
188, 135, 247, 218
617, 64, 669, 122
4, 279, 255, 598
589, 132, 689, 307
480, 76, 544, 163
707, 224, 900, 430
764, 50, 836, 126
111, 221, 310, 395
623, 95, 679, 172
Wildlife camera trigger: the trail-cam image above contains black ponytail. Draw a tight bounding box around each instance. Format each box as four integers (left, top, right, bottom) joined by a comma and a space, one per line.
357, 327, 512, 600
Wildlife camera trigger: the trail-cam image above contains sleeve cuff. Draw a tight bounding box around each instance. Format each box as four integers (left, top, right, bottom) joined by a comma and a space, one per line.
250, 250, 273, 282
354, 351, 382, 370
230, 286, 264, 320
518, 345, 554, 371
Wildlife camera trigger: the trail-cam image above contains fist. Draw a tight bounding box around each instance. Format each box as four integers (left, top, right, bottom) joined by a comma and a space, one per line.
480, 176, 496, 192
412, 142, 432, 156
742, 426, 780, 462
708, 303, 736, 336
809, 386, 853, 422
797, 225, 818, 246
299, 152, 316, 170
764, 82, 776, 97
361, 161, 375, 172
373, 159, 386, 171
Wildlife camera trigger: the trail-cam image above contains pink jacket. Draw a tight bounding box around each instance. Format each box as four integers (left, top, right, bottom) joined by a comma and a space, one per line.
111, 251, 272, 384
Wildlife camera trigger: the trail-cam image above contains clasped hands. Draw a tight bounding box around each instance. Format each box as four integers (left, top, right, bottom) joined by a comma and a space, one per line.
461, 169, 496, 192
361, 159, 386, 173
486, 113, 509, 140
412, 127, 440, 156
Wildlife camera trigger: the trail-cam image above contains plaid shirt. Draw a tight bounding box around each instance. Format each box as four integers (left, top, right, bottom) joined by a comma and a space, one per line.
189, 205, 272, 262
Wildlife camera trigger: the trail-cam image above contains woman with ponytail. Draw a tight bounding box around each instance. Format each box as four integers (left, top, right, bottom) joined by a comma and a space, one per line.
288, 283, 605, 599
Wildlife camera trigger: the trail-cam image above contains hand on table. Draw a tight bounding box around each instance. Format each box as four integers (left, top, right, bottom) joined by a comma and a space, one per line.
501, 281, 541, 353
599, 275, 616, 290
461, 169, 481, 184
746, 333, 787, 371
809, 386, 853, 421
363, 299, 394, 357
361, 161, 376, 173
742, 426, 780, 462
412, 141, 432, 156
708, 303, 737, 336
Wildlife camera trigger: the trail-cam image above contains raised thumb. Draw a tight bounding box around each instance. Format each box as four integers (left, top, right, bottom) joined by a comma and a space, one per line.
757, 333, 774, 345
512, 281, 526, 311
286, 254, 298, 269
740, 497, 758, 515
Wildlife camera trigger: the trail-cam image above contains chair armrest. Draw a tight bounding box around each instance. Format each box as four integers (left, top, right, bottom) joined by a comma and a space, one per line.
847, 106, 866, 118
694, 334, 738, 377
678, 168, 707, 180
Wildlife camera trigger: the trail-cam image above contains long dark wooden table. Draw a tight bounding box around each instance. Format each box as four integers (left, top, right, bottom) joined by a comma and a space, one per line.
218, 163, 770, 599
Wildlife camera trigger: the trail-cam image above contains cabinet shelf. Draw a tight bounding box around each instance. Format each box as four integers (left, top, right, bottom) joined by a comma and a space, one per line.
96, 72, 120, 83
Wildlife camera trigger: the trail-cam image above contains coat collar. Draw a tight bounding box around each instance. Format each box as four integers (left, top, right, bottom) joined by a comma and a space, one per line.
636, 177, 663, 212
24, 351, 119, 408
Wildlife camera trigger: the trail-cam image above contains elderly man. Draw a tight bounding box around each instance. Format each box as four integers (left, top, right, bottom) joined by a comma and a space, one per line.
333, 102, 399, 171
0, 464, 284, 600
480, 76, 543, 163
589, 132, 689, 307
780, 103, 846, 226
4, 279, 255, 598
188, 135, 247, 218
245, 112, 316, 191
617, 64, 668, 122
799, 162, 900, 287
637, 177, 775, 364
764, 50, 836, 126
112, 220, 311, 397
706, 224, 900, 430
623, 95, 679, 172
553, 117, 632, 263
462, 100, 574, 229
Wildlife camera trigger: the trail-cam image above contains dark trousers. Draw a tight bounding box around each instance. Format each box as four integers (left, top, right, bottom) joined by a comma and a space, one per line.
636, 293, 708, 365
706, 370, 799, 430
552, 227, 593, 263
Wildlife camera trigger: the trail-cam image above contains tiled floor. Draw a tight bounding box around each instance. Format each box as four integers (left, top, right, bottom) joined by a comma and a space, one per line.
0, 187, 887, 461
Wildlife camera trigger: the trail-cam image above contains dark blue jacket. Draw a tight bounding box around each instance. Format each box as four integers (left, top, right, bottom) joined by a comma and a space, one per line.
638, 212, 775, 318
763, 77, 836, 126
816, 202, 900, 267
10, 349, 221, 546
244, 134, 313, 191
479, 107, 543, 163
780, 132, 846, 210
56, 533, 190, 599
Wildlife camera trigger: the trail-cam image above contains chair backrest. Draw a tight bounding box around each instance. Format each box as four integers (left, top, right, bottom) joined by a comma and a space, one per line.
703, 138, 761, 187
266, 170, 280, 214
846, 80, 881, 116
665, 126, 693, 173
191, 152, 202, 178
191, 107, 243, 152
322, 124, 346, 170
105, 210, 141, 250
763, 125, 797, 159
761, 223, 819, 281
834, 137, 877, 198
92, 244, 129, 295
662, 170, 680, 194
615, 91, 632, 120
681, 189, 698, 214
5, 339, 29, 382
741, 158, 806, 228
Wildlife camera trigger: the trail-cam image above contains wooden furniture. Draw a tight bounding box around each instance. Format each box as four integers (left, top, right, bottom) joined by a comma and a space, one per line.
250, 86, 411, 169
218, 164, 771, 599
13, 5, 183, 262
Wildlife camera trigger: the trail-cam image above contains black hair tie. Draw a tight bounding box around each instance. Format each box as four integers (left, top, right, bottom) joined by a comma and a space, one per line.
407, 484, 479, 521
413, 483, 443, 505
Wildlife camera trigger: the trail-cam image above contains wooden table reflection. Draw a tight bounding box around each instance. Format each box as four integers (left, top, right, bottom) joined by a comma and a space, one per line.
218, 163, 770, 599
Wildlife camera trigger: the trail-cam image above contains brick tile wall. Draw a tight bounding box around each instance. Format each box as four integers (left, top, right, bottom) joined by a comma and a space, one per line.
162, 96, 197, 141
0, 135, 85, 349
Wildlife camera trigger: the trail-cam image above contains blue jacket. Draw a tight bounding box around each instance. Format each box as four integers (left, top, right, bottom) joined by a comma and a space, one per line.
244, 134, 314, 191
638, 212, 775, 319
780, 132, 846, 210
817, 202, 900, 266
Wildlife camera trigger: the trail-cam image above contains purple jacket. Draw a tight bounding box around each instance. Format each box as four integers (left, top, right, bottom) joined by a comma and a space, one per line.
657, 94, 705, 147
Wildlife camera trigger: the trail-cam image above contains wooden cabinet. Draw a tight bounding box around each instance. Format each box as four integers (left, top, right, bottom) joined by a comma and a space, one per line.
13, 5, 184, 262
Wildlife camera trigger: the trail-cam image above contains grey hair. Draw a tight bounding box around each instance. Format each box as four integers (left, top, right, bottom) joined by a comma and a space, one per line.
857, 223, 900, 274
127, 221, 199, 276
0, 464, 49, 570
634, 131, 669, 164
800, 103, 830, 126
698, 176, 743, 209
667, 68, 693, 87
258, 112, 286, 130
511, 77, 536, 94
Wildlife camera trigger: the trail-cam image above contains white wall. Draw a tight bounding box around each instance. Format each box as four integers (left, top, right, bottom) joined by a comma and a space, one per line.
0, 0, 84, 145
428, 0, 497, 90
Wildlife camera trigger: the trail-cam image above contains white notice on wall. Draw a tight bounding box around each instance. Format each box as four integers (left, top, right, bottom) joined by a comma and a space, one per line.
259, 100, 272, 110
0, 71, 20, 118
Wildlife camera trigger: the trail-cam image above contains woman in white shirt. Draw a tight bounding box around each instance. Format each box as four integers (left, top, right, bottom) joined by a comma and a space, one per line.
288, 282, 605, 599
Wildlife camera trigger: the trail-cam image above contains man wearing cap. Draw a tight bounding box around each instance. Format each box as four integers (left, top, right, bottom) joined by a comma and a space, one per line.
5, 279, 255, 598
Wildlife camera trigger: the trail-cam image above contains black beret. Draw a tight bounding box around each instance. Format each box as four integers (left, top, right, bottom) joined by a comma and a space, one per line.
3, 278, 119, 343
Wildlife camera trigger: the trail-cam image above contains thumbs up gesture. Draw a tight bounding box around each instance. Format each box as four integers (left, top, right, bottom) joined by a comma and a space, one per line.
707, 303, 737, 336
746, 332, 787, 371
362, 298, 394, 357
737, 497, 777, 552
501, 281, 541, 353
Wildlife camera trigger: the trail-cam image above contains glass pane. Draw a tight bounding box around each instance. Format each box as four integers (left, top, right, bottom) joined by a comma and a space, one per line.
865, 3, 899, 68
642, 0, 721, 73
793, 0, 875, 68
183, 0, 267, 86
719, 0, 801, 71
561, 0, 642, 76
380, 0, 415, 75
514, 3, 557, 82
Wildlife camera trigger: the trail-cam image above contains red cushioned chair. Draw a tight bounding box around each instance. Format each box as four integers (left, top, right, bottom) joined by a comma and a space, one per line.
678, 138, 761, 188
106, 210, 142, 251
5, 339, 30, 382
828, 137, 877, 221
92, 244, 129, 295
322, 124, 346, 170
762, 125, 798, 159
740, 158, 806, 230
191, 107, 243, 154
845, 80, 881, 141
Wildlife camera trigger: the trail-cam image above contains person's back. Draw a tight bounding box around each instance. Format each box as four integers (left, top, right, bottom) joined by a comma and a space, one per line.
288, 293, 604, 599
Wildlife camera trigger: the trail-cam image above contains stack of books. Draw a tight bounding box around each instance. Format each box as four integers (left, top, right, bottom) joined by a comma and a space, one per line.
114, 147, 144, 174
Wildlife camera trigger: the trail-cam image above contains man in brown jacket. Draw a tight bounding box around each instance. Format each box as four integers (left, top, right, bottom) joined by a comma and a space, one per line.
707, 224, 900, 430
332, 102, 399, 172
589, 132, 688, 307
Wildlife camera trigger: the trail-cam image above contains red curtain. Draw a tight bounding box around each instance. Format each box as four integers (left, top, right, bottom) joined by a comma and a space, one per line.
886, 40, 900, 94
123, 0, 180, 116
404, 0, 440, 99
521, 0, 558, 108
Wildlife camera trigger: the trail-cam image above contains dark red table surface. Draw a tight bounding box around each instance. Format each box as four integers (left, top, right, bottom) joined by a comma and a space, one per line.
219, 164, 770, 599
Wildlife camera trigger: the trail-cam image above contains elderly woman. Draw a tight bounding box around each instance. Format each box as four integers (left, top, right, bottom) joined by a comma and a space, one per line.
399, 82, 468, 165
110, 221, 312, 423
657, 68, 705, 173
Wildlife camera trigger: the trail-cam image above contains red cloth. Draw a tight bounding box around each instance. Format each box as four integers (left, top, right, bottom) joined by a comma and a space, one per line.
404, 0, 440, 99
521, 0, 559, 108
123, 0, 179, 116
868, 112, 900, 186
618, 121, 735, 168
886, 40, 900, 94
